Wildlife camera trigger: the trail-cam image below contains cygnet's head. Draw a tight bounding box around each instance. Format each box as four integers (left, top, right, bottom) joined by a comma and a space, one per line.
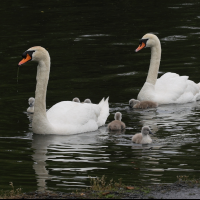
114, 112, 122, 121
135, 33, 160, 52
84, 99, 91, 103
129, 99, 140, 107
141, 126, 153, 136
18, 46, 49, 66
72, 97, 80, 103
28, 97, 35, 107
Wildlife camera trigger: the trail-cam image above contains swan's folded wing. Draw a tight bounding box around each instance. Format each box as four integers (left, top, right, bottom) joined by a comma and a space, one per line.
155, 72, 199, 103
46, 101, 101, 126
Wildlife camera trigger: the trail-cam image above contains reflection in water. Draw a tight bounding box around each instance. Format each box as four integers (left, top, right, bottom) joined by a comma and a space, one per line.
2, 0, 200, 193
31, 126, 108, 191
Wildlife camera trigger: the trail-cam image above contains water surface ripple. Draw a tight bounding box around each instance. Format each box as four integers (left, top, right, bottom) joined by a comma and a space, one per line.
1, 0, 200, 193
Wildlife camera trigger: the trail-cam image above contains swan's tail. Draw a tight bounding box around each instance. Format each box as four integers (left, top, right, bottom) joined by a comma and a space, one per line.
198, 82, 200, 90
97, 97, 109, 127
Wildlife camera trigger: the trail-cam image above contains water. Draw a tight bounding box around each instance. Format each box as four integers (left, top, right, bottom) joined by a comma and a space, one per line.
1, 0, 200, 192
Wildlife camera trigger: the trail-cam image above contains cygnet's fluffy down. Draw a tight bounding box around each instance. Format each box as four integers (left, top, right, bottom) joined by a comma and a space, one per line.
129, 99, 158, 109
132, 126, 153, 144
84, 99, 91, 103
72, 97, 80, 103
27, 97, 35, 113
108, 112, 126, 131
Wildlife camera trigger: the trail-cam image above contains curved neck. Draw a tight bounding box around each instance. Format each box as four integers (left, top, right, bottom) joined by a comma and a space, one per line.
146, 43, 161, 85
32, 57, 51, 133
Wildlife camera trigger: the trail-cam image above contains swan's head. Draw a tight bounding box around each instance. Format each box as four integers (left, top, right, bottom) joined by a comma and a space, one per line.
18, 46, 49, 66
129, 99, 140, 107
72, 97, 80, 103
84, 99, 91, 103
114, 112, 122, 121
135, 33, 160, 52
141, 126, 153, 136
28, 97, 35, 107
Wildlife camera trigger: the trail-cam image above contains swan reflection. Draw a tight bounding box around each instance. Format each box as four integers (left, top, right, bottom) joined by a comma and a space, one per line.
31, 126, 108, 191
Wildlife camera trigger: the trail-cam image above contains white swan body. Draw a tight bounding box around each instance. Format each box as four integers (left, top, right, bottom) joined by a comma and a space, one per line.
136, 33, 200, 104
19, 46, 109, 135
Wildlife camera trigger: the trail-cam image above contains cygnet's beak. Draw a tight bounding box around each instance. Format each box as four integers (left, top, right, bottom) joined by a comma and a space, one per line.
149, 130, 153, 135
135, 42, 145, 52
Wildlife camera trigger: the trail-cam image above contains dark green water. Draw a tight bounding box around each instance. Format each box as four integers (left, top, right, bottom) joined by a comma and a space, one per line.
1, 0, 200, 192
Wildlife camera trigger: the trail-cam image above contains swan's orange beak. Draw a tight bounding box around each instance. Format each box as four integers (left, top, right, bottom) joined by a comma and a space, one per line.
135, 42, 146, 52
18, 54, 32, 66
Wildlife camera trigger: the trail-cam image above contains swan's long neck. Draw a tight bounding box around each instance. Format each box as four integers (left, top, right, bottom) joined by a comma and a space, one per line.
146, 42, 161, 85
32, 56, 52, 133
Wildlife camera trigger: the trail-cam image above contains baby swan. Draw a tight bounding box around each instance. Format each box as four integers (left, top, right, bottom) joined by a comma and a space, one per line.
132, 126, 153, 144
108, 112, 126, 131
27, 97, 35, 113
72, 97, 80, 103
129, 99, 158, 109
84, 99, 91, 103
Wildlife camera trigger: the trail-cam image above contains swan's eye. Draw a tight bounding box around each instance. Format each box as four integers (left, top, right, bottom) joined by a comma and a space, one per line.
22, 50, 35, 59
19, 50, 35, 66
22, 51, 27, 59
139, 39, 148, 47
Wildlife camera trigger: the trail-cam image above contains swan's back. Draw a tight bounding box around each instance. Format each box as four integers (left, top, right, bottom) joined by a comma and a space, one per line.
155, 73, 200, 104
133, 101, 158, 109
108, 120, 125, 130
46, 97, 109, 134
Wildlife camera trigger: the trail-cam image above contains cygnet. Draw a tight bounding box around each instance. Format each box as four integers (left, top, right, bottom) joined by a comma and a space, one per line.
132, 126, 153, 144
27, 97, 35, 113
84, 99, 91, 103
129, 99, 158, 109
108, 112, 126, 131
72, 97, 80, 103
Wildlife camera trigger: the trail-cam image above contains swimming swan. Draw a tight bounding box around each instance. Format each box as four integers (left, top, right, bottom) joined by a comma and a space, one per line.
108, 112, 126, 131
18, 46, 109, 135
84, 99, 91, 103
27, 97, 35, 113
72, 97, 80, 103
132, 126, 153, 144
135, 33, 200, 104
129, 99, 158, 109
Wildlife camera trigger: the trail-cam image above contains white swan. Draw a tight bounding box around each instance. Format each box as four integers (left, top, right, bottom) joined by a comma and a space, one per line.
132, 126, 153, 144
18, 46, 109, 135
107, 112, 126, 131
27, 97, 35, 113
135, 33, 200, 104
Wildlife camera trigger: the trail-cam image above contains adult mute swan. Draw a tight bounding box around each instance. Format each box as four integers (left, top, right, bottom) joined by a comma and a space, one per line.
107, 112, 126, 131
27, 97, 35, 113
132, 126, 153, 144
18, 46, 109, 135
135, 33, 200, 104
